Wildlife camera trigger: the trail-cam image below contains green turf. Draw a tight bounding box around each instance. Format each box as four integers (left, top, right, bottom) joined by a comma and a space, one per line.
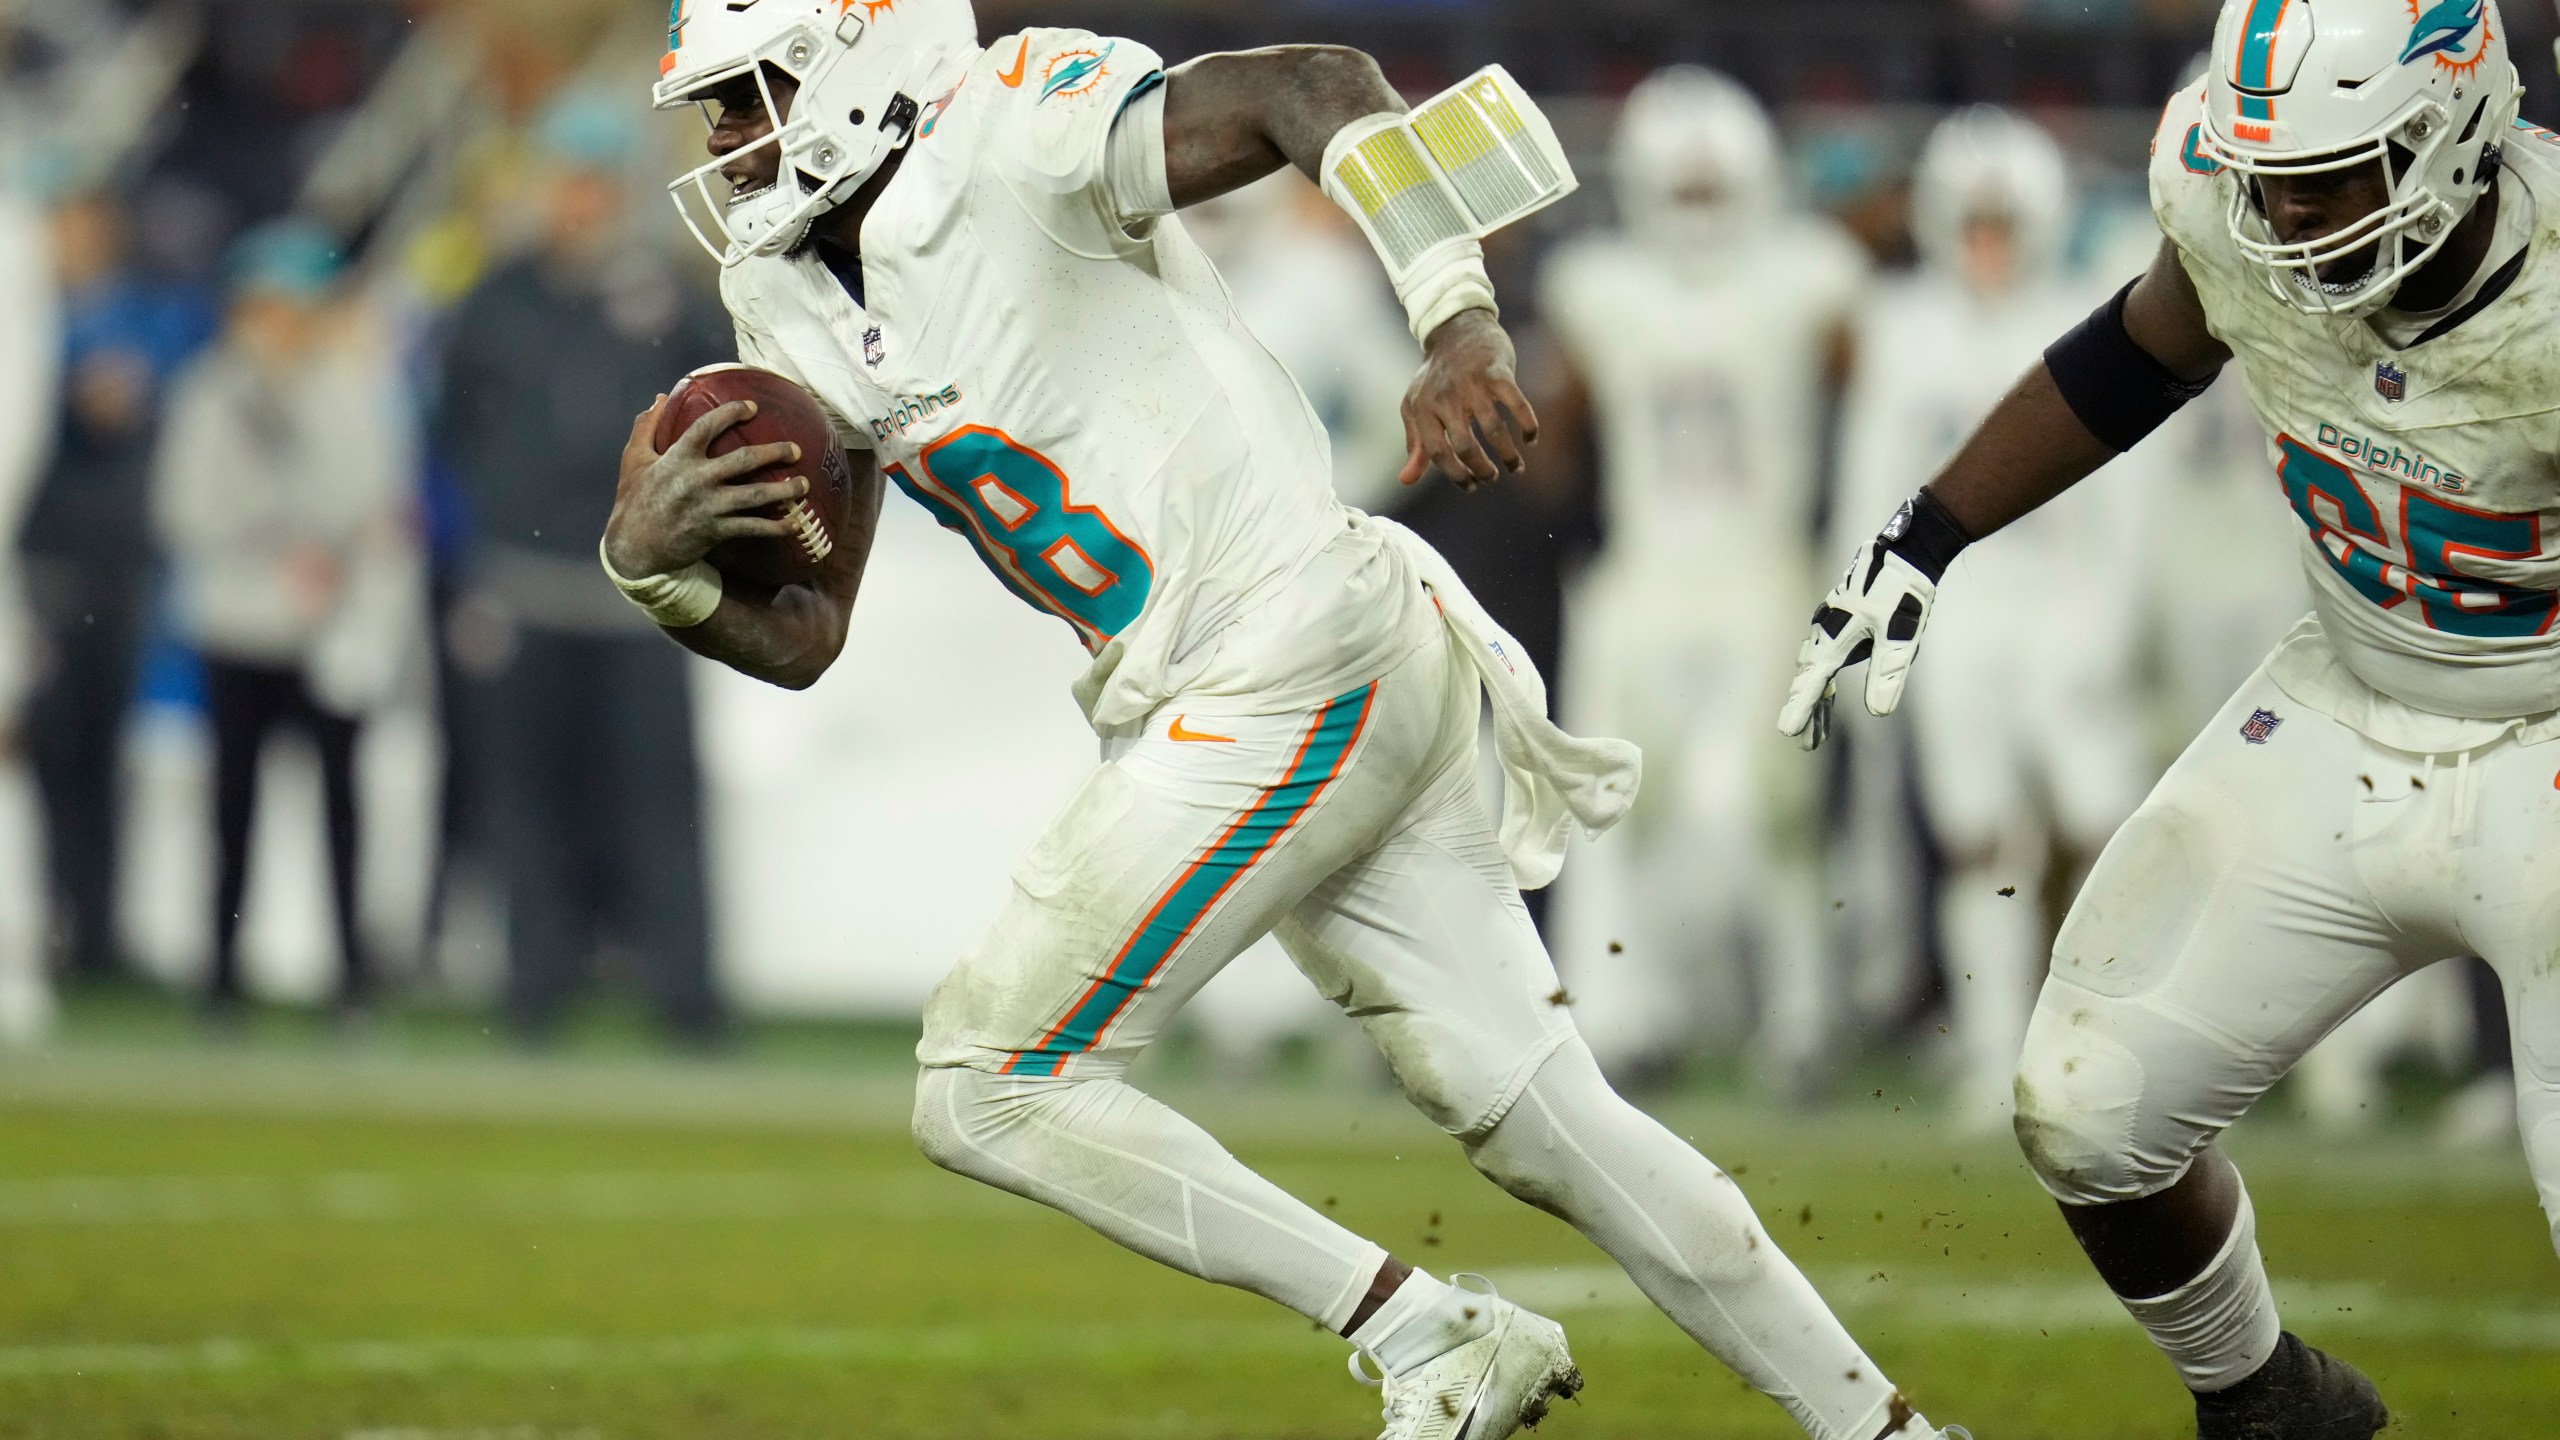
0, 1018, 2553, 1439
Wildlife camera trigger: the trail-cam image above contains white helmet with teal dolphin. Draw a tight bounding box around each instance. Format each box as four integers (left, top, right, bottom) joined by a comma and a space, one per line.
656, 0, 980, 267
2197, 0, 2521, 315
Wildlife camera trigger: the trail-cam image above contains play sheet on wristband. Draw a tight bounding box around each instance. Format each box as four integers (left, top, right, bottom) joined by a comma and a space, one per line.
1325, 65, 1577, 279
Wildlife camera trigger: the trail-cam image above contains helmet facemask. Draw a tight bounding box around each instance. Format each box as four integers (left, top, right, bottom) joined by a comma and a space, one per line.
2192, 0, 2521, 320
2206, 97, 2485, 316
665, 33, 880, 267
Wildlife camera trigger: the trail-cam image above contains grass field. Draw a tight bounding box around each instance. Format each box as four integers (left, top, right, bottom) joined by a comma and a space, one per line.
1, 1002, 2554, 1439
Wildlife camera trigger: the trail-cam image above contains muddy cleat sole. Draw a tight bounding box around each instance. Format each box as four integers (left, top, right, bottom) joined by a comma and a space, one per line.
2195, 1332, 2388, 1440
1352, 1275, 1583, 1440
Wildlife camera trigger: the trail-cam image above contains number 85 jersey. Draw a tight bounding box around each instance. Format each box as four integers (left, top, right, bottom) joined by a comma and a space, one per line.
2152, 79, 2560, 728
720, 30, 1417, 731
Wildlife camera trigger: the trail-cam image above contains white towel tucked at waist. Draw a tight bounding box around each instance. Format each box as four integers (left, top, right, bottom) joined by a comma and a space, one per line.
1371, 516, 1642, 888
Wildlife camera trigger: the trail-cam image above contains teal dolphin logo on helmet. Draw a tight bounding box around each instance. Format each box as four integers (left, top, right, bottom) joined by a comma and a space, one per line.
2400, 0, 2487, 66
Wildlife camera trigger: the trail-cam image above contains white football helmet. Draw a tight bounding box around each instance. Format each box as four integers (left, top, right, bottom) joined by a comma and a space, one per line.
1612, 66, 1780, 246
1909, 105, 2074, 284
656, 0, 979, 267
2195, 0, 2521, 316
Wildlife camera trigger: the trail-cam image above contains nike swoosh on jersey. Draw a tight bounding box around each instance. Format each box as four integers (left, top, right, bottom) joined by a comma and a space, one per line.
1168, 716, 1235, 744
998, 37, 1029, 88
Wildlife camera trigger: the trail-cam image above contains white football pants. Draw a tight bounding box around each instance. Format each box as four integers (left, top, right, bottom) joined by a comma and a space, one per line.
2015, 657, 2560, 1256
914, 626, 1913, 1440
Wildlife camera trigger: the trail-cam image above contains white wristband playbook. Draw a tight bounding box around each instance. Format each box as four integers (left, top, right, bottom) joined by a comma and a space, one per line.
1319, 65, 1578, 344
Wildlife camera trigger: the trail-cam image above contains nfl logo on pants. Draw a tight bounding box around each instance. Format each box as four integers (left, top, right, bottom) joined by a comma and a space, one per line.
2240, 707, 2283, 744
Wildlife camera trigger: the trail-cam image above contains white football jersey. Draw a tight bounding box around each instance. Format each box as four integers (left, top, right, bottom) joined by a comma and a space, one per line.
1543, 219, 1866, 580
2152, 79, 2560, 729
722, 29, 1418, 730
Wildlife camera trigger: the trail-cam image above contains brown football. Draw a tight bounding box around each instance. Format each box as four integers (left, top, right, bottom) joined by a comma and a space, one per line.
652, 364, 857, 590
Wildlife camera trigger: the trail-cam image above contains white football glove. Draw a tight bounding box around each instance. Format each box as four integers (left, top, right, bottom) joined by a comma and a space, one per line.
1777, 491, 1968, 752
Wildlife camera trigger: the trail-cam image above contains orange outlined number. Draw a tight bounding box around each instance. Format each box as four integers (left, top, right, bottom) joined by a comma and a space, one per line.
886, 426, 1153, 646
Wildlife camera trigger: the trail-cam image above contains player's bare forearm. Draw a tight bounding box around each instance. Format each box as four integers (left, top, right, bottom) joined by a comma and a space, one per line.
662, 462, 881, 690
1925, 238, 2227, 540
1158, 47, 1531, 486
661, 552, 855, 690
1158, 46, 1403, 207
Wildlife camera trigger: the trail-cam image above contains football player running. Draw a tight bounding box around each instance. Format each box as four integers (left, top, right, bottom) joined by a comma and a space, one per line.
1783, 0, 2558, 1434
605, 5, 1964, 1440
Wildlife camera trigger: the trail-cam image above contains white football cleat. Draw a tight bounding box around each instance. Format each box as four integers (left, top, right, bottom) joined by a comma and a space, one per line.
1349, 1275, 1582, 1440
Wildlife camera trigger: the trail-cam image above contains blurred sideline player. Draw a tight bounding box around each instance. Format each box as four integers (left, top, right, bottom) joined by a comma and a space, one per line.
0, 182, 58, 1047
1832, 107, 2152, 1132
605, 5, 1966, 1439
1541, 67, 1867, 1092
1787, 0, 2558, 1430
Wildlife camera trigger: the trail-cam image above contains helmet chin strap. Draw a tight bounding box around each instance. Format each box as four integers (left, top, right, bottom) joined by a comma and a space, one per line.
783, 92, 923, 251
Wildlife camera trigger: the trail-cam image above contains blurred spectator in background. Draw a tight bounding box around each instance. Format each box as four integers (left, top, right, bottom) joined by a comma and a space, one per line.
18, 190, 216, 986
1541, 67, 1868, 1096
1833, 108, 2153, 1132
0, 176, 60, 1046
153, 219, 419, 1022
436, 87, 731, 1048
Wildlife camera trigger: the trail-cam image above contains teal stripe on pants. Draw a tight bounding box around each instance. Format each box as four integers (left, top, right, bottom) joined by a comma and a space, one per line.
1007, 683, 1377, 1077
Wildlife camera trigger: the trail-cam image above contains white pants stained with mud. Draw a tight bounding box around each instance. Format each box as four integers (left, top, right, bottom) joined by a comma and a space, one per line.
913, 629, 1908, 1439
2014, 661, 2560, 1254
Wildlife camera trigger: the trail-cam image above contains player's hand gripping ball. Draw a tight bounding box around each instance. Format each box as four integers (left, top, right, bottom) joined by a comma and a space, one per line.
638, 365, 856, 589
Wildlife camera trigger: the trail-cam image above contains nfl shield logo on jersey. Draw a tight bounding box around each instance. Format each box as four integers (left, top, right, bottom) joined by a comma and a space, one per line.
2374, 361, 2406, 402
863, 326, 885, 367
2240, 707, 2283, 745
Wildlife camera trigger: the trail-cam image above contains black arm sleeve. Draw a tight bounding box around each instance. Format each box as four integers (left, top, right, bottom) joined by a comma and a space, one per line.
2042, 279, 2220, 453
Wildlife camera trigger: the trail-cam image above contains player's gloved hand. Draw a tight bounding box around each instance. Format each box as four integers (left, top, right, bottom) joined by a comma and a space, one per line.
603, 395, 810, 579
1776, 488, 1973, 752
1402, 308, 1538, 492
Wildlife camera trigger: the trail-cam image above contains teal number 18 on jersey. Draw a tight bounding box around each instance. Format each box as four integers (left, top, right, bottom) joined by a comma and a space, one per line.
887, 426, 1155, 648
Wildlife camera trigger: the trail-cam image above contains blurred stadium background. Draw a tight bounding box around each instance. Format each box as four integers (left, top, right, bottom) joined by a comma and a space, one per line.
0, 0, 2555, 1436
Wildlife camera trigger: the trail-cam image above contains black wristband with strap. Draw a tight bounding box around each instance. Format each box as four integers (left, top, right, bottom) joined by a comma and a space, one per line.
1878, 487, 1972, 585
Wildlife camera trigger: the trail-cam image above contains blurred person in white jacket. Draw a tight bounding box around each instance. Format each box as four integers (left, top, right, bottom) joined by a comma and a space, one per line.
153, 220, 421, 1019
1831, 109, 2152, 1129
1540, 68, 1868, 1091
0, 186, 60, 1046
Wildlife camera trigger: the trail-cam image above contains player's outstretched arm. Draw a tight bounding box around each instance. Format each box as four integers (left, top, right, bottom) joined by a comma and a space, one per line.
603, 398, 883, 691
1777, 239, 2226, 749
1157, 48, 1536, 490
1924, 238, 2226, 538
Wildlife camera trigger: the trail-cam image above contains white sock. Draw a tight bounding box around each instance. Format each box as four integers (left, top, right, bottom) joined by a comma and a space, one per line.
1347, 1269, 1495, 1375
913, 1066, 1389, 1330
2118, 1184, 2282, 1392
1466, 1039, 1902, 1440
